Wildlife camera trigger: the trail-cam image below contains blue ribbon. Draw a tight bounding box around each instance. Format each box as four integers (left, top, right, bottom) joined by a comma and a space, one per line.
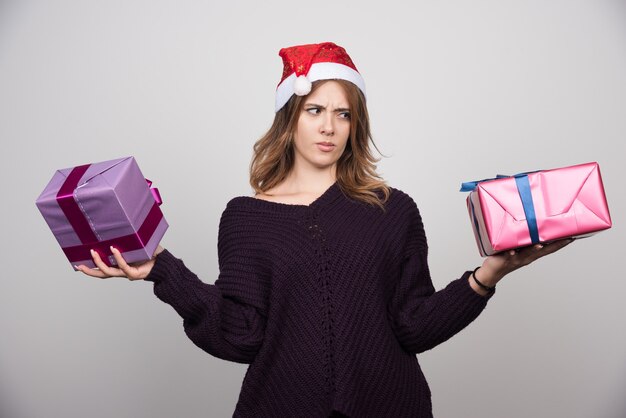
461, 171, 540, 245
460, 175, 509, 192
514, 175, 539, 244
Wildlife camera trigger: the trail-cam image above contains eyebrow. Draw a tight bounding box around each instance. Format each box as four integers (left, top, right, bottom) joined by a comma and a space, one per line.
304, 103, 351, 112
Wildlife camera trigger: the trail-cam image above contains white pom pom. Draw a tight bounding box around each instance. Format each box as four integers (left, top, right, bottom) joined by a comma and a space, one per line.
293, 75, 312, 96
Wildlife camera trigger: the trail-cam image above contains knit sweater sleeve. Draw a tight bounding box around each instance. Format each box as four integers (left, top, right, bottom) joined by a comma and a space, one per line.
386, 198, 494, 355
143, 205, 269, 364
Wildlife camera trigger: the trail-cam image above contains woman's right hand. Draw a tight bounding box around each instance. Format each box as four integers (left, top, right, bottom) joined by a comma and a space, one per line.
76, 244, 165, 281
467, 238, 574, 296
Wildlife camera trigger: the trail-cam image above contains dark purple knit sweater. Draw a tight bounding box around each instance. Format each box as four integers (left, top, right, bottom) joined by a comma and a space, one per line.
144, 181, 494, 417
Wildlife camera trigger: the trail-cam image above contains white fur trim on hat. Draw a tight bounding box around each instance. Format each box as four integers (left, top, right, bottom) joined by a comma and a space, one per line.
275, 62, 367, 112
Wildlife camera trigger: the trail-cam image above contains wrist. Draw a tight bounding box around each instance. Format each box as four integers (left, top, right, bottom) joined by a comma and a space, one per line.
153, 245, 165, 258
468, 266, 497, 296
474, 265, 501, 288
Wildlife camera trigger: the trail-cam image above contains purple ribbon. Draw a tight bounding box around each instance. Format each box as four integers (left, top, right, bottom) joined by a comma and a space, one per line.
61, 202, 163, 265
56, 164, 164, 266
56, 164, 99, 244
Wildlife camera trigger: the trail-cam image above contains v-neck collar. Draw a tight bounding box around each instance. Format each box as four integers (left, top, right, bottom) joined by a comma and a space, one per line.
231, 180, 343, 214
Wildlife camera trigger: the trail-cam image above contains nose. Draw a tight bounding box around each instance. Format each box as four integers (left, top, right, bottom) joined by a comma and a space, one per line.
320, 112, 334, 136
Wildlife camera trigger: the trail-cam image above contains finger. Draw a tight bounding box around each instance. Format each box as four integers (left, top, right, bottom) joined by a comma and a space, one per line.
75, 264, 111, 279
505, 243, 544, 266
91, 249, 124, 277
109, 246, 141, 280
512, 244, 541, 258
541, 238, 574, 254
525, 239, 573, 263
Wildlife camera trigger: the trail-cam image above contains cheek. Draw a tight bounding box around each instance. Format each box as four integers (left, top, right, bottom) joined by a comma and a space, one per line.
338, 139, 350, 153
293, 122, 309, 142
339, 121, 351, 140
341, 122, 351, 136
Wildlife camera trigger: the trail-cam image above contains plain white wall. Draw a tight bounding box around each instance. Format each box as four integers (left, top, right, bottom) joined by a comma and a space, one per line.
1, 1, 625, 417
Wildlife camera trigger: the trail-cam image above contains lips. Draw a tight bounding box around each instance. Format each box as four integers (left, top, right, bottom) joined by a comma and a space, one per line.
316, 142, 335, 152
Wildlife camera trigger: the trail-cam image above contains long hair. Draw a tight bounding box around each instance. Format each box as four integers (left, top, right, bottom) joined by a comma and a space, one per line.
249, 79, 391, 211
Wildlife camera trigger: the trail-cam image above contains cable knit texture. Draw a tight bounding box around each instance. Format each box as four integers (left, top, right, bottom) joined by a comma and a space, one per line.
144, 181, 494, 418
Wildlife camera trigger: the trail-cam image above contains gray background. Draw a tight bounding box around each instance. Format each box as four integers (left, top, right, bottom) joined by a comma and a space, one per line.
1, 1, 625, 417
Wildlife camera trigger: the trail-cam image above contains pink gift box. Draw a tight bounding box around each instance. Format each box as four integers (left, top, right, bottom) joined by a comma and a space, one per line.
36, 156, 168, 270
461, 162, 612, 257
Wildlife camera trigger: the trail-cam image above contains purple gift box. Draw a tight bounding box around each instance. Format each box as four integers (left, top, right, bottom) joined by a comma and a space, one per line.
36, 156, 168, 270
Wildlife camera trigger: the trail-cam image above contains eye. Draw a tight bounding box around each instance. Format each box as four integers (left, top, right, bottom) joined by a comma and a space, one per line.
306, 107, 321, 115
339, 112, 351, 119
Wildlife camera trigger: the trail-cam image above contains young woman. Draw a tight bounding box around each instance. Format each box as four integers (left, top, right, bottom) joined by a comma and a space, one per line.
77, 42, 573, 418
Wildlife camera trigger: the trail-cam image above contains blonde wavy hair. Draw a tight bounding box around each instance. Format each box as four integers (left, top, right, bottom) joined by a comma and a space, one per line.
249, 79, 391, 211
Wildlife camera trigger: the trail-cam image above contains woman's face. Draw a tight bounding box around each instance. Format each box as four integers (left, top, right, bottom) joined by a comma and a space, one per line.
292, 80, 351, 173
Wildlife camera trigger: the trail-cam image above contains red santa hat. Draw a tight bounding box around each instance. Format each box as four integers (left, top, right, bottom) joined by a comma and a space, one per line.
275, 42, 367, 112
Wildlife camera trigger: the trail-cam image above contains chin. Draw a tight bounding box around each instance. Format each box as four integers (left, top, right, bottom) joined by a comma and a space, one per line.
310, 156, 338, 167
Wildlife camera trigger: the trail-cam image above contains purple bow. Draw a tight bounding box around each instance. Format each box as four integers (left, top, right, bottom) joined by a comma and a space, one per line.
145, 179, 163, 205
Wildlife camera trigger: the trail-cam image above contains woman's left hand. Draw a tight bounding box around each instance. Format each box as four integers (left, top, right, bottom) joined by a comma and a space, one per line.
473, 238, 575, 291
76, 245, 165, 281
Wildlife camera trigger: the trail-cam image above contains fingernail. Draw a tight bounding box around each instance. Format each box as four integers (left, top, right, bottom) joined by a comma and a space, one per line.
74, 265, 80, 270
110, 246, 117, 253
90, 249, 95, 255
